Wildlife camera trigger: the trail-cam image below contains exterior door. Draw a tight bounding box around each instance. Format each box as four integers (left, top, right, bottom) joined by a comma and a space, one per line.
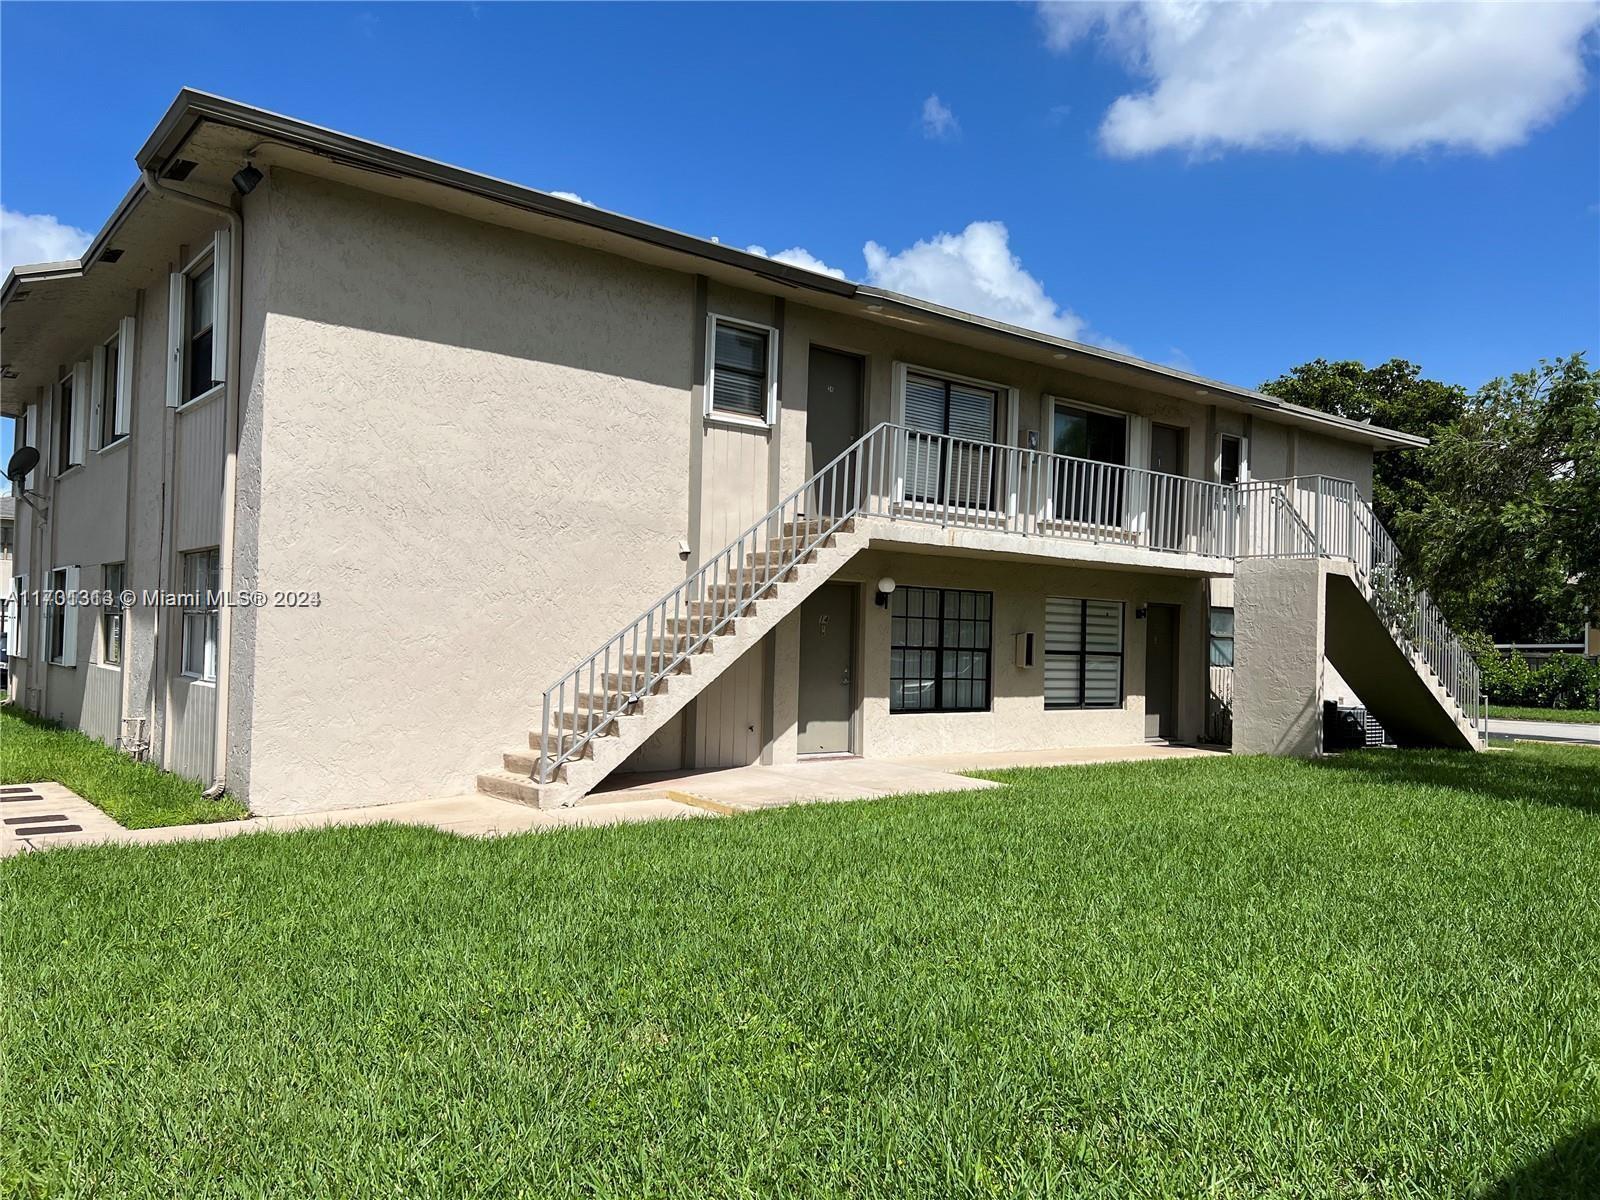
806, 347, 862, 515
903, 372, 1000, 510
797, 584, 855, 754
1051, 402, 1127, 528
1144, 603, 1179, 739
1149, 423, 1187, 550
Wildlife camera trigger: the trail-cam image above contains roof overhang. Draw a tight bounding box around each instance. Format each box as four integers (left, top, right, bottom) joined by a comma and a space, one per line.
5, 88, 1429, 450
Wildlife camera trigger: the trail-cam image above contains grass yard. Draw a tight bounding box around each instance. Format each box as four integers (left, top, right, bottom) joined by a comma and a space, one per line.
0, 706, 246, 828
3, 744, 1598, 1198
1488, 704, 1600, 725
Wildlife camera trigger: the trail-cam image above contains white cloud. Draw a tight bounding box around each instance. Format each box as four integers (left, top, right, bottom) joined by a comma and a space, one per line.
747, 221, 1120, 347
548, 190, 596, 207
864, 220, 1117, 346
921, 93, 960, 140
1, 206, 91, 276
746, 244, 848, 280
1039, 1, 1600, 157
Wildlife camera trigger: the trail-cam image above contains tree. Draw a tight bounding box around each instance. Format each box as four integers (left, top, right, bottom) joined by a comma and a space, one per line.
1417, 355, 1599, 642
1258, 359, 1466, 560
1259, 355, 1599, 642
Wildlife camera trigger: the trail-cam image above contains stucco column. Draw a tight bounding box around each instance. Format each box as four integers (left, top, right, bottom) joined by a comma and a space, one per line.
1233, 558, 1325, 756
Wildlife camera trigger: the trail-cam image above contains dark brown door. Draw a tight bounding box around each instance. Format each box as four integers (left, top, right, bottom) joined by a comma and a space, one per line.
798, 584, 855, 754
1144, 603, 1179, 739
1149, 424, 1187, 550
806, 347, 863, 515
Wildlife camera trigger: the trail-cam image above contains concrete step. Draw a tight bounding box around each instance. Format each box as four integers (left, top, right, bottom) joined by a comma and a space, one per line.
664, 616, 734, 637
476, 768, 565, 809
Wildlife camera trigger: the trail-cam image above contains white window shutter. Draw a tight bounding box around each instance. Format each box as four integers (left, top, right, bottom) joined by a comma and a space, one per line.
60, 565, 79, 668
166, 271, 185, 408
90, 345, 108, 450
1239, 436, 1251, 484
70, 361, 90, 464
211, 229, 231, 386
4, 578, 17, 653
14, 574, 26, 651
116, 316, 136, 434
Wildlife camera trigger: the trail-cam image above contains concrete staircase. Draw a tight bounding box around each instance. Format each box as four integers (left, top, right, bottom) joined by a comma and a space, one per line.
476, 521, 866, 808
1325, 571, 1482, 750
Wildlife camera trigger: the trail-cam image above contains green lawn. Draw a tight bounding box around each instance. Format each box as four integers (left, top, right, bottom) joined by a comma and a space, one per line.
0, 706, 246, 828
4, 745, 1598, 1198
1489, 704, 1600, 725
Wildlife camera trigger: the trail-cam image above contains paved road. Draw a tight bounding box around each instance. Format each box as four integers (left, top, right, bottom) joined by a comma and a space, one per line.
1487, 718, 1600, 744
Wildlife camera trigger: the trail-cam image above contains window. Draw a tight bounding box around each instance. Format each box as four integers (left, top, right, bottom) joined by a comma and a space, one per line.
98, 326, 129, 449
0, 518, 12, 555
187, 263, 217, 402
1045, 597, 1124, 709
56, 372, 76, 474
889, 587, 992, 713
707, 315, 777, 424
1050, 401, 1128, 526
1219, 435, 1244, 486
47, 567, 72, 664
181, 549, 220, 680
1209, 607, 1235, 668
102, 563, 126, 666
902, 370, 1001, 506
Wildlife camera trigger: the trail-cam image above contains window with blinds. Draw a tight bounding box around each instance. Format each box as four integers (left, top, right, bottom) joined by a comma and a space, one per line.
902, 371, 1000, 505
1045, 597, 1124, 709
890, 586, 992, 713
708, 316, 775, 423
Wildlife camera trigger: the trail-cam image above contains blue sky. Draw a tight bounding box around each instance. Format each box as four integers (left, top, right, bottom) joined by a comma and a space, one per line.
2, 0, 1597, 468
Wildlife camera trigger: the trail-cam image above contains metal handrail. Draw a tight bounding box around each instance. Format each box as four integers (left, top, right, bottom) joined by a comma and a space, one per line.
1261, 474, 1486, 745
535, 423, 1239, 782
533, 439, 1485, 785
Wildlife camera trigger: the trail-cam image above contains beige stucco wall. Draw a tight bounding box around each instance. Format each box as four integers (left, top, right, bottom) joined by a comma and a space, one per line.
764, 549, 1210, 759
1232, 557, 1325, 756
242, 170, 698, 812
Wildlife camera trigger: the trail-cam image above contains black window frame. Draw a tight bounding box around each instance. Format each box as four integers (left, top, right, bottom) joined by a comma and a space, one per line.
102, 562, 126, 666
100, 331, 126, 449
889, 586, 993, 714
47, 566, 68, 663
186, 261, 217, 403
55, 373, 76, 475
1044, 596, 1125, 710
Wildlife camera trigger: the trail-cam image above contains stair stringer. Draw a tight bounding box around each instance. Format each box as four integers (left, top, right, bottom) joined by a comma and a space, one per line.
477, 530, 868, 808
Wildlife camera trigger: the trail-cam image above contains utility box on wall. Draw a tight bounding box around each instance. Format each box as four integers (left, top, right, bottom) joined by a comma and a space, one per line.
1014, 632, 1036, 669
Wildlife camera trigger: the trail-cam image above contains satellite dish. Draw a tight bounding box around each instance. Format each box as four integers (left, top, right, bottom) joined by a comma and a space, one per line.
6, 445, 39, 484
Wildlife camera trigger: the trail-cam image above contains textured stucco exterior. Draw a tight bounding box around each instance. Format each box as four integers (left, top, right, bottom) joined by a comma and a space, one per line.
5, 98, 1448, 817
240, 171, 698, 812
1232, 558, 1326, 757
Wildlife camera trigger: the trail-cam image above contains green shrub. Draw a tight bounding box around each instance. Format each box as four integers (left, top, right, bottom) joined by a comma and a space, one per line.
1469, 640, 1600, 710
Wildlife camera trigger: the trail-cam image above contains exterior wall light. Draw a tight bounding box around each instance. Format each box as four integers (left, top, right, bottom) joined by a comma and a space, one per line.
875, 577, 897, 608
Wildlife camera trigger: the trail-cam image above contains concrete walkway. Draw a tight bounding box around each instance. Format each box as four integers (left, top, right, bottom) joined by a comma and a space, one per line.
1, 783, 708, 857
1486, 718, 1600, 745
3, 744, 1218, 855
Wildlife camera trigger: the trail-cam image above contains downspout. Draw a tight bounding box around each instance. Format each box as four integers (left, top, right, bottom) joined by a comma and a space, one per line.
139, 169, 243, 798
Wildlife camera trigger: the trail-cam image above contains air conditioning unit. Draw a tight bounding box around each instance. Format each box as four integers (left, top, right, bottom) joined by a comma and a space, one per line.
1014, 632, 1036, 669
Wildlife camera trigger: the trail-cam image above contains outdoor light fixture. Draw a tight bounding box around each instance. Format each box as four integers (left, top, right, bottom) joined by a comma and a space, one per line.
1135, 606, 1149, 620
231, 162, 263, 195
875, 576, 897, 607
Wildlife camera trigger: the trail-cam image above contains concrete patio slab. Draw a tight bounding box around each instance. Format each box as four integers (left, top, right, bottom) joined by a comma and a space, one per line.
594, 756, 1001, 813
1, 786, 709, 857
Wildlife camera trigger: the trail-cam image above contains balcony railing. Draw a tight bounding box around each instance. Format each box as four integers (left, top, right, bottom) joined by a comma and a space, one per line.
864, 426, 1239, 558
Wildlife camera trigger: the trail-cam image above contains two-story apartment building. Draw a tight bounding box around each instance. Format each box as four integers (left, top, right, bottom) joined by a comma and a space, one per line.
2, 92, 1484, 816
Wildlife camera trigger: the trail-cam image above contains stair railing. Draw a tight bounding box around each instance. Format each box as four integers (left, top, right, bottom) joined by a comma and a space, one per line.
536, 423, 1242, 783
1254, 474, 1486, 745
536, 423, 898, 781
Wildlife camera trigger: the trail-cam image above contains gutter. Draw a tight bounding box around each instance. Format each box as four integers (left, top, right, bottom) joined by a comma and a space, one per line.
138, 169, 244, 799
